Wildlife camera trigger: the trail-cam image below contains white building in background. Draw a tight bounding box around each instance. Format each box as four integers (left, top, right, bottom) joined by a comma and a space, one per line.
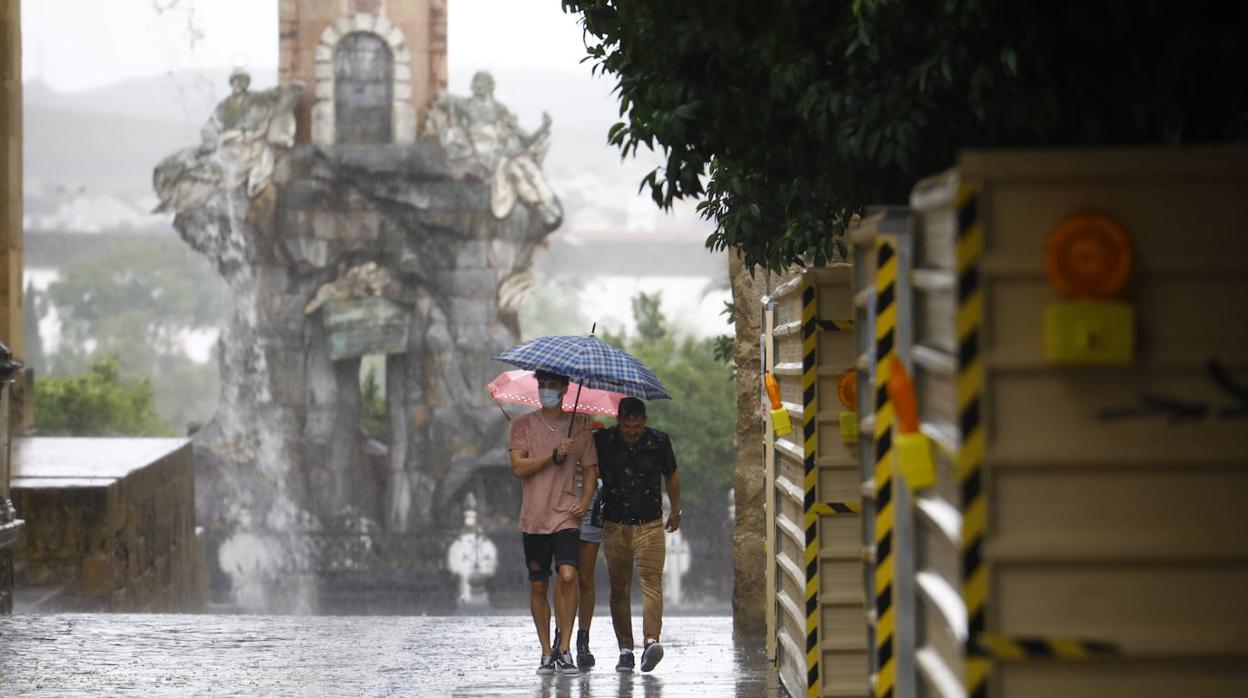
24, 180, 169, 234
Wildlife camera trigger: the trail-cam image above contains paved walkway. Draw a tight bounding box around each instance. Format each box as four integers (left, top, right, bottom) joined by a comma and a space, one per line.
0, 614, 782, 697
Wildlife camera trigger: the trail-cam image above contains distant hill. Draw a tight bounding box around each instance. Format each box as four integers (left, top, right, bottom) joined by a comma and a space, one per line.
25, 104, 192, 189
24, 68, 272, 124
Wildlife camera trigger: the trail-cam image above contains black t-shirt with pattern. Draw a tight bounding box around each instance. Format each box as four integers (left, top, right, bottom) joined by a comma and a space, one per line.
594, 425, 677, 524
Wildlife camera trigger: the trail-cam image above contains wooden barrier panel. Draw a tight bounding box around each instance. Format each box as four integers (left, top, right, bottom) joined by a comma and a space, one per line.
908, 148, 1248, 697
765, 267, 871, 698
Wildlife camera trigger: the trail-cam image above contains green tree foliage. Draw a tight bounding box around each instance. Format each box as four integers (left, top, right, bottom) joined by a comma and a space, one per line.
360, 364, 389, 443
563, 0, 1248, 271
35, 237, 231, 431
35, 356, 174, 436
46, 238, 228, 366
519, 276, 592, 340
21, 282, 47, 372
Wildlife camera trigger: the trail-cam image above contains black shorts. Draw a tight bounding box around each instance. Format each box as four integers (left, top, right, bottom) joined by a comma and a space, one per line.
521, 528, 581, 581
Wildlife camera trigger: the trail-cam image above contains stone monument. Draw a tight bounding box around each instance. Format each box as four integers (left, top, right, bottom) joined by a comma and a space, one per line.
152, 1, 560, 610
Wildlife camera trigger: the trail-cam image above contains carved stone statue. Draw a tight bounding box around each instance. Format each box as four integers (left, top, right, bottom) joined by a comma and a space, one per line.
303, 262, 403, 315
154, 70, 304, 212
426, 71, 562, 227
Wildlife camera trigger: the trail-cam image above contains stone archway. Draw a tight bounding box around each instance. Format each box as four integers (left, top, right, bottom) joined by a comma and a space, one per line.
311, 13, 416, 146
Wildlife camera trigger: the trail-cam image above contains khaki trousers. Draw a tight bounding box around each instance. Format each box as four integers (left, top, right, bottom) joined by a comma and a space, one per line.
603, 519, 665, 649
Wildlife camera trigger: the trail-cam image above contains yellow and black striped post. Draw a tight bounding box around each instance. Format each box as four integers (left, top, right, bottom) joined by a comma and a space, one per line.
800, 277, 821, 698
969, 633, 1118, 661
813, 502, 861, 516
872, 238, 899, 698
816, 319, 856, 333
955, 185, 990, 698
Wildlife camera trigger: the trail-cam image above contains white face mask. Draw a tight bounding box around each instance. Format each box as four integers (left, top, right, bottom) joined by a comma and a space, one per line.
538, 388, 563, 408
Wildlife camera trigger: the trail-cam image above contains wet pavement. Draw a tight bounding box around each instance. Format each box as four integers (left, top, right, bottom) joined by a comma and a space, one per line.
0, 613, 781, 697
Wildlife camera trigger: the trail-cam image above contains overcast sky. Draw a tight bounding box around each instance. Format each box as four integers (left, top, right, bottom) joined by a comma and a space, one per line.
22, 0, 594, 92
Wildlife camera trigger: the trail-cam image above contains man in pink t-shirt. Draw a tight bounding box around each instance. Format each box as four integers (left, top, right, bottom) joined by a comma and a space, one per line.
509, 369, 598, 676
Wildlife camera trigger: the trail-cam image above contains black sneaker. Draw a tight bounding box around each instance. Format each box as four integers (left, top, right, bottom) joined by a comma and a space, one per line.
536, 654, 556, 675
615, 651, 635, 673
555, 650, 579, 675
640, 640, 664, 672
538, 628, 562, 675
576, 629, 596, 668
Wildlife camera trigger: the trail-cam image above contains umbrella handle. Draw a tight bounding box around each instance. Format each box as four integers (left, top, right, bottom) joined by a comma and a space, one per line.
566, 381, 585, 437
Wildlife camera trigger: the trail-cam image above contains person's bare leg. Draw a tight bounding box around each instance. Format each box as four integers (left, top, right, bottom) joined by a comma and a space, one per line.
576, 540, 601, 666
554, 564, 578, 653
530, 579, 552, 656
577, 541, 600, 630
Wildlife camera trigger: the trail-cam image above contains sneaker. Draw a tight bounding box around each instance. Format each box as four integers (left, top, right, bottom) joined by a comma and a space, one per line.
615, 650, 635, 673
552, 628, 562, 656
555, 650, 579, 675
536, 654, 556, 675
640, 640, 664, 672
576, 630, 596, 668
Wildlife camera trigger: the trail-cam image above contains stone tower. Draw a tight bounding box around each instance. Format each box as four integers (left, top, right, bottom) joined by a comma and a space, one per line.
155, 0, 561, 611
277, 0, 447, 145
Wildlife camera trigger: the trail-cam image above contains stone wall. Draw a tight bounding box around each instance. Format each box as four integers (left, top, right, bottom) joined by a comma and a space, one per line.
11, 439, 205, 612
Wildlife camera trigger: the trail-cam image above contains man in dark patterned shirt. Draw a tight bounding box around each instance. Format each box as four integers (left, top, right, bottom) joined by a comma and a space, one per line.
593, 397, 682, 673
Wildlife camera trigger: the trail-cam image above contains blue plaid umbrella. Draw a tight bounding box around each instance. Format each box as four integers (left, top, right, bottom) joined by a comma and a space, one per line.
494, 334, 671, 401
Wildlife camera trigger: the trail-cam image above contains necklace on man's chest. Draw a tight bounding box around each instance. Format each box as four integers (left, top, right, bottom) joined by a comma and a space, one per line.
537, 412, 567, 433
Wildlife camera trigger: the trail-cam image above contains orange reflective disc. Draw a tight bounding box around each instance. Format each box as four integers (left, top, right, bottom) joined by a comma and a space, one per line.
887, 356, 920, 435
764, 372, 782, 409
837, 369, 856, 411
1044, 213, 1133, 299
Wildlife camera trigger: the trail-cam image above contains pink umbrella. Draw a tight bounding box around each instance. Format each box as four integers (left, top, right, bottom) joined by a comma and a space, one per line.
486, 369, 625, 419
